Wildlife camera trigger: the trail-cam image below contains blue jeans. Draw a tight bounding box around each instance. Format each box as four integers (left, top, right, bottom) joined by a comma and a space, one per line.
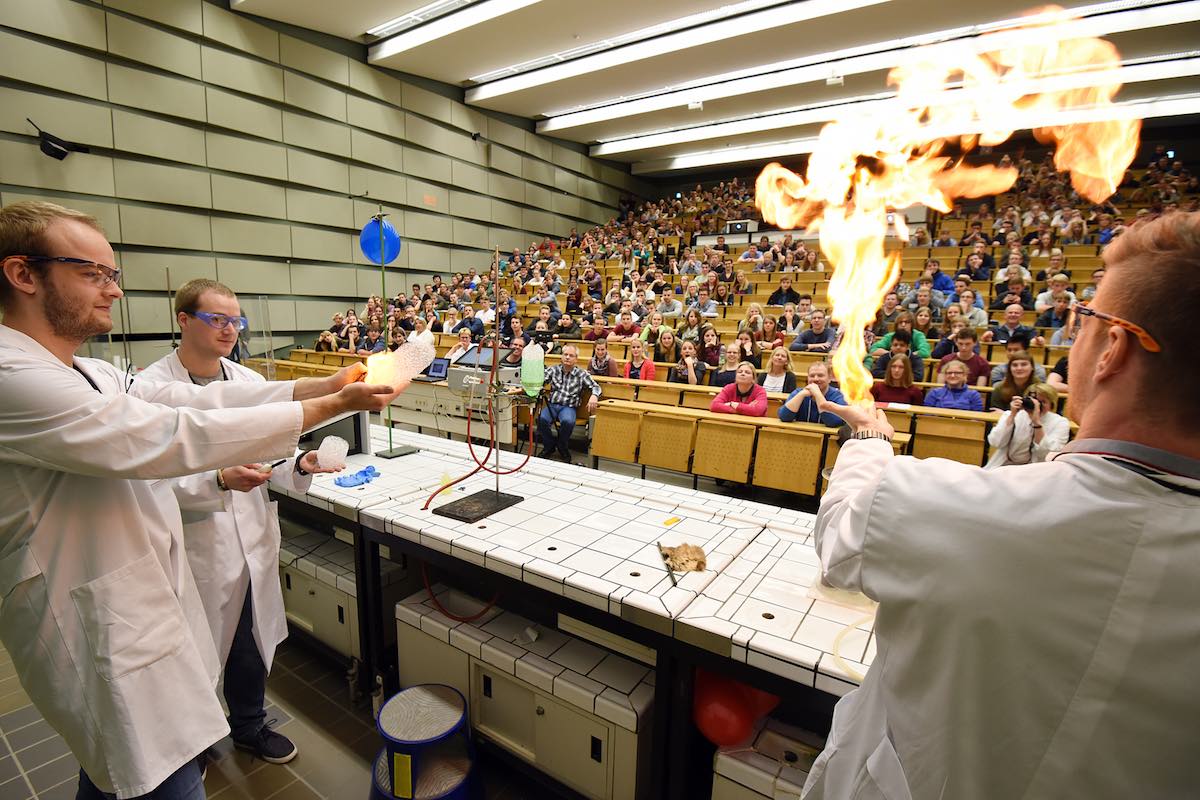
537, 404, 577, 455
76, 760, 204, 800
224, 586, 267, 742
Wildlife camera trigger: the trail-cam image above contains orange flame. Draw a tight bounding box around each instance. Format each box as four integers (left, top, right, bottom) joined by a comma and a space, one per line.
755, 6, 1139, 405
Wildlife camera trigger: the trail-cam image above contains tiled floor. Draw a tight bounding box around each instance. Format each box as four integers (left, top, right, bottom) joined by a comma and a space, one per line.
0, 637, 547, 799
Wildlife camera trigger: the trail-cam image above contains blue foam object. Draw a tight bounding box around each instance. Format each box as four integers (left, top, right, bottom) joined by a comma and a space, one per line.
334, 465, 380, 487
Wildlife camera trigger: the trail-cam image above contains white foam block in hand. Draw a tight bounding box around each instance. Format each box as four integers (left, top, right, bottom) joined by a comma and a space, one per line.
316, 436, 349, 470
365, 339, 436, 389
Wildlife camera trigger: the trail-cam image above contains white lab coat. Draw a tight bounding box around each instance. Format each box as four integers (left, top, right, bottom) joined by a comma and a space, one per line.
984, 408, 1070, 468
804, 437, 1200, 799
0, 326, 304, 799
139, 351, 310, 670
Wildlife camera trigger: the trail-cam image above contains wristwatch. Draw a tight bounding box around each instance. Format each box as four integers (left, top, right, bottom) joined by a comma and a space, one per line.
216, 469, 229, 491
850, 430, 893, 443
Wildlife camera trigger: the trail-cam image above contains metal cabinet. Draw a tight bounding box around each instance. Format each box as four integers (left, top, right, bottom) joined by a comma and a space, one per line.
280, 564, 354, 657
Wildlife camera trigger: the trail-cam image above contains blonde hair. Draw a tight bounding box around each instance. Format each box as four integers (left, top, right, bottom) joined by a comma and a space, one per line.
0, 201, 105, 308
175, 278, 236, 315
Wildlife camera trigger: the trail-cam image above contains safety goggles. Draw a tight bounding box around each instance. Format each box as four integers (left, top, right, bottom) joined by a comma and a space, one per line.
20, 256, 121, 287
189, 310, 249, 331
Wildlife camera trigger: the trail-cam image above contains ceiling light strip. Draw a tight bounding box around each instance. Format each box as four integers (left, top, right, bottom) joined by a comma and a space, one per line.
370, 0, 545, 61
366, 0, 476, 38
630, 93, 1200, 174
591, 54, 1200, 156
468, 0, 785, 82
539, 0, 1200, 132
465, 0, 891, 102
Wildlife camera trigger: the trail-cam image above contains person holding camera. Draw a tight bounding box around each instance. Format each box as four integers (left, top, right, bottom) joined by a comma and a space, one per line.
984, 383, 1069, 468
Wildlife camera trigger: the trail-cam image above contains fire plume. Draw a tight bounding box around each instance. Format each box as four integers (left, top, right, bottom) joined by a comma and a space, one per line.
755, 6, 1140, 405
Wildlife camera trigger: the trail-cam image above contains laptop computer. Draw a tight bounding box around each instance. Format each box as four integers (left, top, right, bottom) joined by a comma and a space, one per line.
412, 357, 450, 383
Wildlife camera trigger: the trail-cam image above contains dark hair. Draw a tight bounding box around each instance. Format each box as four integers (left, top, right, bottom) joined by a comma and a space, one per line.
892, 328, 912, 345
955, 327, 978, 342
1007, 331, 1031, 349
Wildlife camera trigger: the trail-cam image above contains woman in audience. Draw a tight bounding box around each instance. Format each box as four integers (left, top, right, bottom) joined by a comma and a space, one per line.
669, 339, 707, 385
957, 290, 989, 329
607, 310, 641, 343
315, 330, 336, 352
676, 308, 705, 344
802, 249, 823, 271
588, 338, 619, 377
925, 360, 984, 411
410, 315, 434, 347
623, 339, 657, 381
985, 383, 1069, 468
739, 303, 765, 338
445, 328, 474, 363
870, 353, 925, 405
779, 302, 805, 337
711, 346, 742, 388
441, 307, 461, 334
733, 270, 753, 295
757, 346, 797, 394
710, 362, 768, 416
653, 329, 681, 363
602, 285, 623, 315
991, 351, 1037, 410
564, 279, 583, 314
758, 317, 785, 353
638, 311, 671, 347
733, 330, 761, 369
699, 326, 723, 367
713, 283, 734, 306
914, 306, 941, 342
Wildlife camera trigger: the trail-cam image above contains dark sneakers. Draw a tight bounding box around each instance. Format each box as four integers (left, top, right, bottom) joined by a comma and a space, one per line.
233, 721, 299, 764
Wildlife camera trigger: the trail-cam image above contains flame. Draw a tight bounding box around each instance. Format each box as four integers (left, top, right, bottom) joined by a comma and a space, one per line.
755, 5, 1139, 405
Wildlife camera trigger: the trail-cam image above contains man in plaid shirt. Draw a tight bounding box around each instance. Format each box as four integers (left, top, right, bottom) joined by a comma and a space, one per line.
538, 344, 601, 462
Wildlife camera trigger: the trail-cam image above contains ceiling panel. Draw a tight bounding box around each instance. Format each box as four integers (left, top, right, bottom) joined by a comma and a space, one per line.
231, 0, 429, 41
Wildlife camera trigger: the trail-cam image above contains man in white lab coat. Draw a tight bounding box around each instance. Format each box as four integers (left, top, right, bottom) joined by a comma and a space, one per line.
140, 279, 321, 766
0, 202, 400, 799
801, 211, 1200, 799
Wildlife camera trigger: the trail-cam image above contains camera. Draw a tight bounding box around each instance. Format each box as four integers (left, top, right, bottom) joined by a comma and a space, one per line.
1021, 396, 1036, 412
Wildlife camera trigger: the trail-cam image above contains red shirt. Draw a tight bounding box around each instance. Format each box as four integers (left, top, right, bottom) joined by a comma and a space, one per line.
624, 359, 657, 381
939, 352, 991, 385
871, 382, 924, 405
710, 382, 768, 416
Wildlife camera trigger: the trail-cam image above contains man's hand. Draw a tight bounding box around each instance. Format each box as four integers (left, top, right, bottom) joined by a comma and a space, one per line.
980, 330, 994, 343
300, 450, 343, 474
221, 465, 270, 492
337, 380, 404, 413
587, 396, 599, 414
329, 362, 367, 391
809, 384, 895, 437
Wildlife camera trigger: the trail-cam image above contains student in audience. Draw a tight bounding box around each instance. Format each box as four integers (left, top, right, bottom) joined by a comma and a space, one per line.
440, 307, 461, 335
445, 328, 474, 363
779, 362, 845, 426
623, 338, 656, 381
914, 306, 941, 341
669, 339, 707, 385
1034, 273, 1078, 312
1047, 354, 1070, 392
656, 293, 683, 319
713, 283, 734, 306
553, 312, 583, 341
758, 317, 785, 352
931, 317, 969, 360
871, 329, 924, 386
676, 308, 705, 343
983, 304, 1045, 345
356, 325, 387, 355
802, 249, 823, 270
779, 302, 805, 337
791, 308, 835, 352
452, 306, 484, 340
991, 350, 1039, 410
1080, 267, 1104, 301
985, 383, 1069, 468
315, 330, 336, 352
691, 287, 719, 318
989, 336, 1048, 384
638, 311, 671, 347
587, 338, 619, 377
957, 289, 989, 328
738, 304, 765, 337
699, 326, 723, 367
530, 320, 555, 350
537, 344, 601, 463
924, 360, 984, 411
653, 329, 681, 363
733, 270, 753, 295
711, 345, 742, 388
500, 335, 525, 368
870, 312, 930, 362
732, 330, 761, 368
875, 291, 902, 333
502, 316, 524, 346
337, 323, 361, 353
1036, 292, 1073, 329
607, 310, 641, 343
768, 276, 802, 306
583, 316, 608, 341
710, 362, 768, 416
871, 353, 925, 405
757, 346, 797, 394
938, 328, 990, 386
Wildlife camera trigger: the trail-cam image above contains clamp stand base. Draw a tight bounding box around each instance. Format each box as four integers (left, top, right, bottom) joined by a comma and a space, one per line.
377, 446, 420, 459
432, 490, 523, 523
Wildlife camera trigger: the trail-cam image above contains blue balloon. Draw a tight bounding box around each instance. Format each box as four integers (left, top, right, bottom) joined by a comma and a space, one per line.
359, 218, 402, 265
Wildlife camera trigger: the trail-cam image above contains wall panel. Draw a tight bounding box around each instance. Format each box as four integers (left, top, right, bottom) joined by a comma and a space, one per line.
106, 13, 201, 79
112, 110, 205, 167
0, 87, 114, 149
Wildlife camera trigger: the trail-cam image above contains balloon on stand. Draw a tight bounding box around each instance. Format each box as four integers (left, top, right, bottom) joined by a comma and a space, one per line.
359, 218, 402, 265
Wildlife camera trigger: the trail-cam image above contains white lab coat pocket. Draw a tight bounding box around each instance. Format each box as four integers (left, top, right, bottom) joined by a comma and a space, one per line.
70, 551, 187, 682
850, 736, 912, 800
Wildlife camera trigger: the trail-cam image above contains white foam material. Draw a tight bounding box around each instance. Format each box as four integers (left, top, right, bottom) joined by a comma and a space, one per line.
316, 436, 349, 470
366, 339, 436, 389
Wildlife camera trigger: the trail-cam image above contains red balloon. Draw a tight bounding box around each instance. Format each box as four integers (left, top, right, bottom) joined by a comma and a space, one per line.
740, 683, 781, 718
692, 668, 756, 746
